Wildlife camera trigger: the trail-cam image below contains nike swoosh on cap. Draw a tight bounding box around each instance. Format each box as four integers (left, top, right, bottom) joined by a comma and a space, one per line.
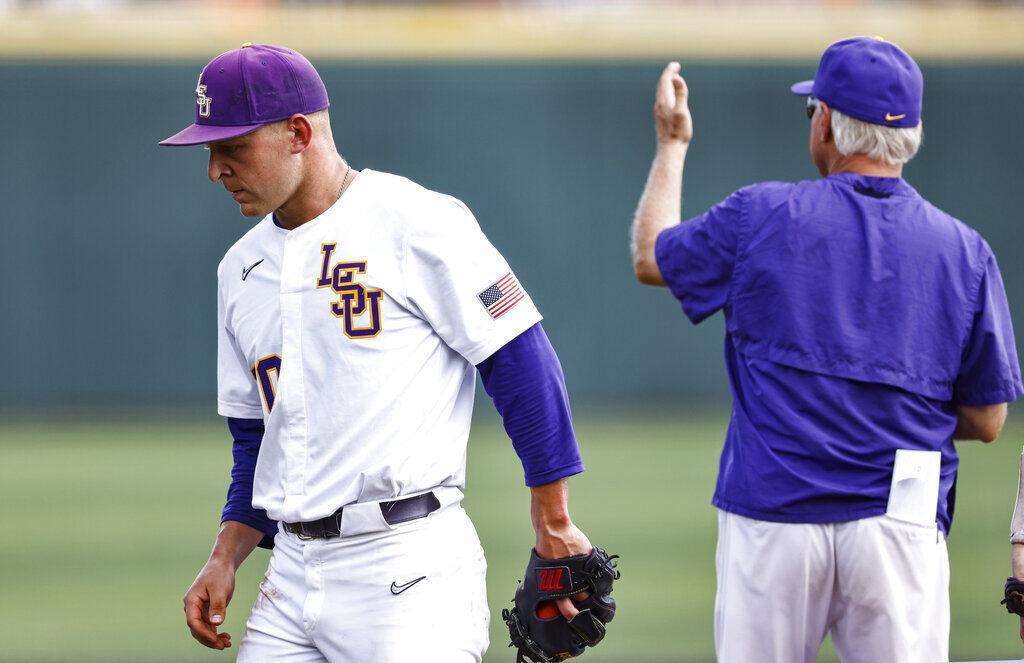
885, 112, 907, 121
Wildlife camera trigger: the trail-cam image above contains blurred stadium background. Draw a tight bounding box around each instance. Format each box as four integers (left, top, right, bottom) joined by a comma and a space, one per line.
2, 1, 1024, 661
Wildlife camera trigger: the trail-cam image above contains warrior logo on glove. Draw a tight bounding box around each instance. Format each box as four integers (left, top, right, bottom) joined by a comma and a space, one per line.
503, 548, 620, 663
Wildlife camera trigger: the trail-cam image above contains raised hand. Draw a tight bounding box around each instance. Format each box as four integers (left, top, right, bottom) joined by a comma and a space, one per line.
654, 61, 693, 146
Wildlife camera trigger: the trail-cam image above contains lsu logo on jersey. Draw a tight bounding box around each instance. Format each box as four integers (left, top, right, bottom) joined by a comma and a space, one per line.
316, 243, 384, 339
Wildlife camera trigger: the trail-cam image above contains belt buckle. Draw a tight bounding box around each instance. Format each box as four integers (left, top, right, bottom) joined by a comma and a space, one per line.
295, 522, 317, 541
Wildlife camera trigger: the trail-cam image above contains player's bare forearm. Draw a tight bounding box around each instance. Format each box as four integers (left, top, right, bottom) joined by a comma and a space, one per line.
1012, 543, 1024, 579
632, 62, 693, 286
530, 478, 591, 558
953, 402, 1007, 442
209, 520, 265, 570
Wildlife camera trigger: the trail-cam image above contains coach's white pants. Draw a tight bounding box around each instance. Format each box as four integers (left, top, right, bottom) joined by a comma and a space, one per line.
714, 510, 949, 663
237, 503, 489, 663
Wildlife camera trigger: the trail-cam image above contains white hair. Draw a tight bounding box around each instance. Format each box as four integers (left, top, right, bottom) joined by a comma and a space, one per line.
830, 109, 923, 165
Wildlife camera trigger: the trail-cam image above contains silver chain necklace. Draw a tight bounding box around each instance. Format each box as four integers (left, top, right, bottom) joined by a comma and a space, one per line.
336, 164, 352, 202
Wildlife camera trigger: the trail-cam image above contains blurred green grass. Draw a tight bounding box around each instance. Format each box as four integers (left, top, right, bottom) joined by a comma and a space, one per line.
1, 410, 1023, 662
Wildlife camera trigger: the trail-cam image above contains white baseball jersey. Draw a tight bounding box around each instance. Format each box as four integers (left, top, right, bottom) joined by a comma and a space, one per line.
216, 170, 542, 523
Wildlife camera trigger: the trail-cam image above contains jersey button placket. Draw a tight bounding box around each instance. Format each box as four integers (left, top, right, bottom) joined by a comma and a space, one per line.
278, 232, 311, 501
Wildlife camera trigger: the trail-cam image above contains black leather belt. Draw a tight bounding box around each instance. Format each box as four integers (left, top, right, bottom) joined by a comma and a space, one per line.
283, 491, 442, 540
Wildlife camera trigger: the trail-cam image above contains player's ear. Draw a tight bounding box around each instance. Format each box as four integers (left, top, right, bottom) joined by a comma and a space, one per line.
817, 102, 833, 144
286, 114, 314, 154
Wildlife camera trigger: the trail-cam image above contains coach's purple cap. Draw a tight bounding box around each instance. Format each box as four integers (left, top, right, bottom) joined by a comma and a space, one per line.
790, 36, 922, 128
159, 43, 329, 146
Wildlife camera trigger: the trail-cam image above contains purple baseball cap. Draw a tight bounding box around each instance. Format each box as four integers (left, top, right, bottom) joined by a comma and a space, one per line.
790, 36, 922, 128
160, 43, 330, 146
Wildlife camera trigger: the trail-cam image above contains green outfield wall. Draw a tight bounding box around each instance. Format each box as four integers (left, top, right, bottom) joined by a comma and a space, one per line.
2, 61, 1022, 407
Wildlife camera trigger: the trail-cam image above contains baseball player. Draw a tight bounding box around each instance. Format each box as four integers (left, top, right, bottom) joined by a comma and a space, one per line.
631, 37, 1022, 662
1002, 451, 1024, 639
159, 43, 598, 662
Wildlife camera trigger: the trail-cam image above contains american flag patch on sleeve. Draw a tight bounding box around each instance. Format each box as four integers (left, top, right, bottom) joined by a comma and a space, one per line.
478, 273, 524, 319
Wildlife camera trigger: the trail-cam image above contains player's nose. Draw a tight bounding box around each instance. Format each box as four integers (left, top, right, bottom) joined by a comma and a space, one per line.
208, 154, 230, 182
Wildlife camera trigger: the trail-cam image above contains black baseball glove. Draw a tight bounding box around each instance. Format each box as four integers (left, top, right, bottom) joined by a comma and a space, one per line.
1002, 577, 1024, 616
502, 547, 619, 663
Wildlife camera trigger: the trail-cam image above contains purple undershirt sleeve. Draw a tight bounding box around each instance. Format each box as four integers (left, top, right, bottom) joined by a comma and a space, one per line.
476, 322, 585, 486
222, 417, 277, 549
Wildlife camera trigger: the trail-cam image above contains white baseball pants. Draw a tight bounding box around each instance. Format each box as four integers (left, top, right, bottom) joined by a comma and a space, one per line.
237, 502, 489, 663
714, 510, 949, 663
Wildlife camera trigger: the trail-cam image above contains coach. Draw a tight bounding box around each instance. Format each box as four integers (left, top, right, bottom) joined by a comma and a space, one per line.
631, 37, 1022, 662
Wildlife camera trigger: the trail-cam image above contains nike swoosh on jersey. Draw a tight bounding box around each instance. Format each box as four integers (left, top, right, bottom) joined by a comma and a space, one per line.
242, 259, 265, 281
390, 575, 427, 595
885, 112, 907, 121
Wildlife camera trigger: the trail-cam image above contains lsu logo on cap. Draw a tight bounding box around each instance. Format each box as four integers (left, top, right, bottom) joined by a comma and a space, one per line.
196, 81, 212, 118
